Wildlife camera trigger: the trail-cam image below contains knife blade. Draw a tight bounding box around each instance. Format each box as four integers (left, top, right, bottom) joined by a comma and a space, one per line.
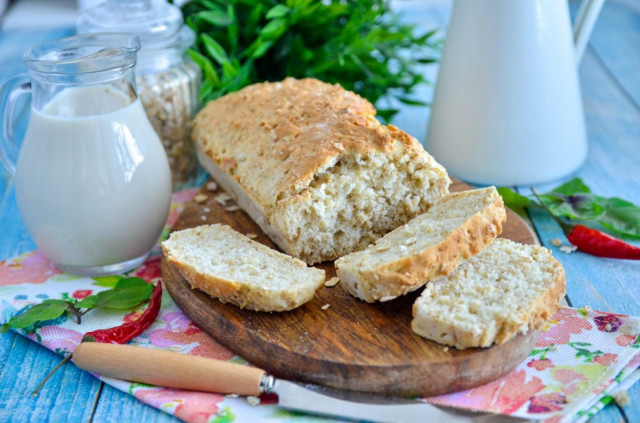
72, 343, 527, 423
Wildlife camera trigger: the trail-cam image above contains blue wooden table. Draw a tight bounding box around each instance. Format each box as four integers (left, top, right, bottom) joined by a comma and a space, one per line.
1, 1, 639, 422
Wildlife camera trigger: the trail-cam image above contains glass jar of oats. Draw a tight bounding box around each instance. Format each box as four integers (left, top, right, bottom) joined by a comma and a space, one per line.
77, 0, 201, 190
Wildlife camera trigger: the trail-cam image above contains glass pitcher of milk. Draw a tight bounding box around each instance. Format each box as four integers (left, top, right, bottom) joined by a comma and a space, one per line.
0, 33, 172, 276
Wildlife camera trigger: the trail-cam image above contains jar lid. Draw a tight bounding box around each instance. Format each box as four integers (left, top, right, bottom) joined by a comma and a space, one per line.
77, 0, 194, 51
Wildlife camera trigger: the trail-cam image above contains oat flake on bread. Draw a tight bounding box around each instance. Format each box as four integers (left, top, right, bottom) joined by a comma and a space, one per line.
192, 77, 450, 264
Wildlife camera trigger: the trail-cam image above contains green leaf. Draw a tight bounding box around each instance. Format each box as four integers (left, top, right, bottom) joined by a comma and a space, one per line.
542, 193, 605, 221
1, 299, 69, 331
497, 187, 537, 212
77, 277, 153, 310
197, 10, 232, 27
92, 275, 122, 288
75, 294, 98, 309
260, 18, 288, 40
597, 197, 640, 238
396, 96, 428, 106
551, 178, 591, 196
250, 39, 275, 59
266, 4, 290, 19
187, 49, 220, 87
201, 33, 230, 65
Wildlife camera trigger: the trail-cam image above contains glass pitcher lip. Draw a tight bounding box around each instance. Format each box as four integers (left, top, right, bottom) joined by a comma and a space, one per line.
23, 33, 141, 75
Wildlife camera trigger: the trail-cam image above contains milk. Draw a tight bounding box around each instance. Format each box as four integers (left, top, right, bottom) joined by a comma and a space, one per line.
15, 86, 172, 272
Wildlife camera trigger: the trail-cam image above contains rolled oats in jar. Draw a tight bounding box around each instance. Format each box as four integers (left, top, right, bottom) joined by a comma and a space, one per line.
78, 0, 202, 189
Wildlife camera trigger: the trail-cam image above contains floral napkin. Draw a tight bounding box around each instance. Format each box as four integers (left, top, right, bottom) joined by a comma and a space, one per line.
1, 189, 639, 423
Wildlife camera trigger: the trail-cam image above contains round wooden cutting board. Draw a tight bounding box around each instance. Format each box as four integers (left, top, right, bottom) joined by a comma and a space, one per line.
163, 179, 539, 397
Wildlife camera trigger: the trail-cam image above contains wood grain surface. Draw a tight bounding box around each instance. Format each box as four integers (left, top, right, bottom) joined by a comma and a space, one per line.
163, 179, 540, 397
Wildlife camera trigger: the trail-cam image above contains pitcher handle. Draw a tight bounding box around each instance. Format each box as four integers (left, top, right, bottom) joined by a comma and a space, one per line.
0, 74, 32, 176
573, 0, 605, 64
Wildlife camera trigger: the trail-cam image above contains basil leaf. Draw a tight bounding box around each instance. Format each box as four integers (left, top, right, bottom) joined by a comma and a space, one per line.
1, 299, 69, 332
542, 193, 605, 221
497, 187, 537, 212
77, 277, 153, 310
551, 177, 591, 195
95, 277, 154, 310
597, 197, 640, 238
92, 275, 122, 288
75, 294, 99, 309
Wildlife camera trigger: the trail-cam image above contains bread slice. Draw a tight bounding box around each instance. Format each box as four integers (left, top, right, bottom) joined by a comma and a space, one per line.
335, 186, 506, 302
193, 77, 450, 264
412, 238, 566, 349
161, 224, 325, 312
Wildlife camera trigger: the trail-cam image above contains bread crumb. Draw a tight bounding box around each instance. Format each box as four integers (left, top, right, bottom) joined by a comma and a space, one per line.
203, 207, 211, 213
325, 277, 339, 287
443, 347, 449, 352
613, 389, 631, 407
200, 215, 206, 221
559, 245, 578, 254
321, 303, 331, 310
247, 396, 260, 406
194, 194, 208, 203
215, 193, 232, 205
246, 233, 258, 239
225, 206, 241, 212
551, 238, 562, 247
225, 393, 239, 399
206, 181, 218, 191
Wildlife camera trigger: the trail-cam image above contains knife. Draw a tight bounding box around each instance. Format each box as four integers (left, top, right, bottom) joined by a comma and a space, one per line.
73, 343, 526, 423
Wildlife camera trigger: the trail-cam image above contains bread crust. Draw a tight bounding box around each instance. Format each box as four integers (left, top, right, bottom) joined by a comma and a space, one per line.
336, 193, 506, 302
410, 242, 566, 349
166, 256, 323, 312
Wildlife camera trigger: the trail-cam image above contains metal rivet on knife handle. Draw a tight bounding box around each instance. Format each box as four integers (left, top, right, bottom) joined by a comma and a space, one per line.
72, 342, 265, 396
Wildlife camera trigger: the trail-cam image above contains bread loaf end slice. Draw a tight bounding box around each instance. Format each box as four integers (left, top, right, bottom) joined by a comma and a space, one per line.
411, 238, 566, 349
335, 186, 506, 302
162, 224, 325, 312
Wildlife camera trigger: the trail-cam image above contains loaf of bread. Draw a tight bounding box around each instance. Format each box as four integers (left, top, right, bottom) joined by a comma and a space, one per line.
161, 224, 326, 312
335, 187, 506, 302
192, 78, 450, 264
411, 238, 566, 349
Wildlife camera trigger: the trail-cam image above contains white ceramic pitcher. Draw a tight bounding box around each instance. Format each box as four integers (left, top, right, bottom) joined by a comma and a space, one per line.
426, 0, 605, 186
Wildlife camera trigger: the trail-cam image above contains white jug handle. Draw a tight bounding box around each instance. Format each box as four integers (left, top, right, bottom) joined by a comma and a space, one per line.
0, 74, 31, 176
573, 0, 606, 64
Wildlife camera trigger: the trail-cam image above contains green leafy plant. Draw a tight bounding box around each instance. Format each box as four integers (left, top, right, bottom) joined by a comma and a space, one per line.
0, 277, 153, 332
498, 178, 640, 239
180, 0, 439, 121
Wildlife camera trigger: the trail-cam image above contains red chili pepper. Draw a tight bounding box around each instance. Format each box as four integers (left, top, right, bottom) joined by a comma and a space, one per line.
566, 225, 640, 259
82, 282, 163, 344
531, 189, 640, 260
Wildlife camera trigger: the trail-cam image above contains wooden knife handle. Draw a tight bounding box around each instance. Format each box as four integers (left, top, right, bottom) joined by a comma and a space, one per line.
73, 342, 266, 396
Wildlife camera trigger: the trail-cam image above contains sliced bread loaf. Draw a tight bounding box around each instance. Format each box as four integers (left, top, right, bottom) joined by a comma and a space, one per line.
335, 186, 506, 302
161, 224, 325, 312
411, 238, 566, 349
